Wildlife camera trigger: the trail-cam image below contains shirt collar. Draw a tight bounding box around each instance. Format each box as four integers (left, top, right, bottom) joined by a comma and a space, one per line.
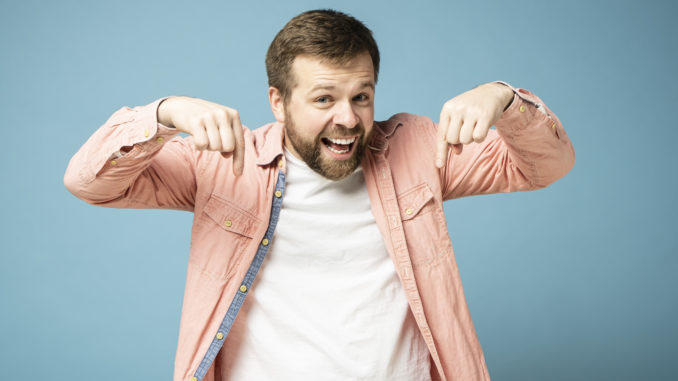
255, 121, 285, 166
255, 118, 399, 166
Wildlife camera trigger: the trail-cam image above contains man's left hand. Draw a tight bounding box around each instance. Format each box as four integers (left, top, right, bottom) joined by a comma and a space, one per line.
435, 82, 514, 168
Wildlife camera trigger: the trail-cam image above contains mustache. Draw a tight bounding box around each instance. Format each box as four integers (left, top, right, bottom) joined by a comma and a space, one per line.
320, 124, 366, 138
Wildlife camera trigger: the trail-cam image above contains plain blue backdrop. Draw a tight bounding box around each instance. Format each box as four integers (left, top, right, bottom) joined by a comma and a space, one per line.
1, 0, 676, 380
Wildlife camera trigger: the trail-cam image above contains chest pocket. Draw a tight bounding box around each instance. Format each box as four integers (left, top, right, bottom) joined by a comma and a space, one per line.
204, 194, 259, 237
191, 193, 261, 280
397, 183, 451, 267
399, 183, 435, 221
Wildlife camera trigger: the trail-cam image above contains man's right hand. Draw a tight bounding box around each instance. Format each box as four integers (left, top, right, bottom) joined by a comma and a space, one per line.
158, 96, 245, 176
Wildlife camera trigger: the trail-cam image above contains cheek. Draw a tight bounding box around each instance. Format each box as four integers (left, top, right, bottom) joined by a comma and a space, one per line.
295, 118, 328, 141
289, 106, 325, 136
360, 110, 374, 130
304, 111, 333, 135
358, 105, 374, 121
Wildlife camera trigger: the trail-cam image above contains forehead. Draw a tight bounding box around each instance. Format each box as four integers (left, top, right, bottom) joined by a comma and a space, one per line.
291, 53, 375, 89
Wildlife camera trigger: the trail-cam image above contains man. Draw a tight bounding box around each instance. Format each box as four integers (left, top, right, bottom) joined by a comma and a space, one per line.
64, 9, 574, 381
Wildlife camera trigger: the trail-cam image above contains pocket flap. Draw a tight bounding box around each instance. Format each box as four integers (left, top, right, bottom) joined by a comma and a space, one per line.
203, 194, 260, 238
397, 183, 435, 221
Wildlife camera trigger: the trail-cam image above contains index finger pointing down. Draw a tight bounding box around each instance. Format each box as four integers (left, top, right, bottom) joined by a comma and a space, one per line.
231, 113, 245, 176
436, 116, 450, 168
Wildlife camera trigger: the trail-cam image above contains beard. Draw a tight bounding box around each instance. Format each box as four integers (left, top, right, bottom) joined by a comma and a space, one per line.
284, 111, 371, 181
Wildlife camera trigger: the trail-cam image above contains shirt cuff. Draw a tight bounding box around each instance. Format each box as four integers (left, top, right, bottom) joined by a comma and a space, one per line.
493, 81, 548, 116
107, 97, 180, 160
492, 84, 561, 142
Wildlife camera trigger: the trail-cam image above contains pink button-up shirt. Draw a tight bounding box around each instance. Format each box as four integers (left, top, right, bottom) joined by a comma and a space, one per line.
64, 86, 575, 381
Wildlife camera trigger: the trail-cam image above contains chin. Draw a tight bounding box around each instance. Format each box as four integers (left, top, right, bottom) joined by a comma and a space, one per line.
313, 147, 362, 180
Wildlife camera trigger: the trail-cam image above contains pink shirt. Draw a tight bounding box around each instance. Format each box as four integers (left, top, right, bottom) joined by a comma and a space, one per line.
64, 86, 575, 381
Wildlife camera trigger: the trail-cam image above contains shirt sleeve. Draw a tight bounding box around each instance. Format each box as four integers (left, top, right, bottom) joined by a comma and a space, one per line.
63, 97, 198, 211
438, 85, 576, 200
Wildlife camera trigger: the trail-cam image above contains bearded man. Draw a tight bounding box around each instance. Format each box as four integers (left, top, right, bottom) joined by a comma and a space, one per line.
65, 9, 575, 381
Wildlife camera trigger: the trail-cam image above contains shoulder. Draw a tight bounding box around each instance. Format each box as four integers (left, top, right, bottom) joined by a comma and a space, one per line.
372, 112, 438, 149
248, 121, 284, 163
369, 113, 443, 190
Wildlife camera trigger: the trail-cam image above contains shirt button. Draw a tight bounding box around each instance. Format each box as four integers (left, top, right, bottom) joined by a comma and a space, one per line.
144, 129, 150, 138
240, 285, 248, 292
519, 105, 526, 113
191, 377, 197, 381
157, 137, 164, 143
110, 160, 118, 166
224, 220, 232, 228
274, 190, 282, 198
261, 238, 269, 246
405, 208, 413, 215
216, 332, 224, 340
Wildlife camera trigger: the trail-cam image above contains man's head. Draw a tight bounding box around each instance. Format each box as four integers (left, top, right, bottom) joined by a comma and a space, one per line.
266, 9, 380, 180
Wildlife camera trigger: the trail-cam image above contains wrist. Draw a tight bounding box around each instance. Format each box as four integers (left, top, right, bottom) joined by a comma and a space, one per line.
489, 82, 514, 111
157, 96, 177, 128
490, 81, 520, 111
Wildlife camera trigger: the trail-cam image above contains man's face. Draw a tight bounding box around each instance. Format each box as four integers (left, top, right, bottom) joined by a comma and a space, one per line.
281, 53, 375, 180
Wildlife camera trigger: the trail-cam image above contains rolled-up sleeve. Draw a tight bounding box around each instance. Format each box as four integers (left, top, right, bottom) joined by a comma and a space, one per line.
64, 98, 197, 211
439, 87, 575, 200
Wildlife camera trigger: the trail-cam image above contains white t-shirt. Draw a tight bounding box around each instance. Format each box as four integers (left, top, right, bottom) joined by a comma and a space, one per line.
219, 148, 431, 380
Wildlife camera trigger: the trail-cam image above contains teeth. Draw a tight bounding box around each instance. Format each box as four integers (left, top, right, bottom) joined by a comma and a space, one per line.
326, 137, 356, 145
327, 145, 350, 154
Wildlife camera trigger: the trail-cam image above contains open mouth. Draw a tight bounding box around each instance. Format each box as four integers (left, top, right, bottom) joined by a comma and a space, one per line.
321, 136, 357, 155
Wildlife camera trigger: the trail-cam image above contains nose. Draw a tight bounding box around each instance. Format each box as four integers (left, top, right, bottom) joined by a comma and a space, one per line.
332, 100, 359, 129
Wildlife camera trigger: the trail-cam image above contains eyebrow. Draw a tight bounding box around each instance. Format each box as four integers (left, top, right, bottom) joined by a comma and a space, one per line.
309, 81, 375, 93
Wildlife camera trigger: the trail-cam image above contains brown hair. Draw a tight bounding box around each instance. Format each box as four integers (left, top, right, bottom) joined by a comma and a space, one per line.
266, 9, 380, 103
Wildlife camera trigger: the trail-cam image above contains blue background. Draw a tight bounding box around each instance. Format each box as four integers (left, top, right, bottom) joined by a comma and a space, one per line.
1, 0, 676, 379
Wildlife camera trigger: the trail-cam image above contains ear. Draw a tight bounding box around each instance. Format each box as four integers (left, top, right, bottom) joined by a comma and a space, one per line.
268, 87, 286, 123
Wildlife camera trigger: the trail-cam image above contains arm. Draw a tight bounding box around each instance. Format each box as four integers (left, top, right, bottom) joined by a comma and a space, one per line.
63, 98, 197, 210
64, 96, 246, 210
435, 82, 575, 200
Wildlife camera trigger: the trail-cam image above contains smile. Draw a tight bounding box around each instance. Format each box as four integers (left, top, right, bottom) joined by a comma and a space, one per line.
321, 136, 357, 154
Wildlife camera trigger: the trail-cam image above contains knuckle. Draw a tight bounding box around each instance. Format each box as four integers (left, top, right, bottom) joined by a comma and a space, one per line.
468, 105, 482, 115
193, 134, 207, 149
194, 115, 210, 128
189, 117, 201, 129
211, 108, 227, 120
444, 101, 461, 112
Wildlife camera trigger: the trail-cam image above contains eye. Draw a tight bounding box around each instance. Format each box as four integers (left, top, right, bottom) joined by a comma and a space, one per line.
353, 93, 370, 102
315, 96, 331, 104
